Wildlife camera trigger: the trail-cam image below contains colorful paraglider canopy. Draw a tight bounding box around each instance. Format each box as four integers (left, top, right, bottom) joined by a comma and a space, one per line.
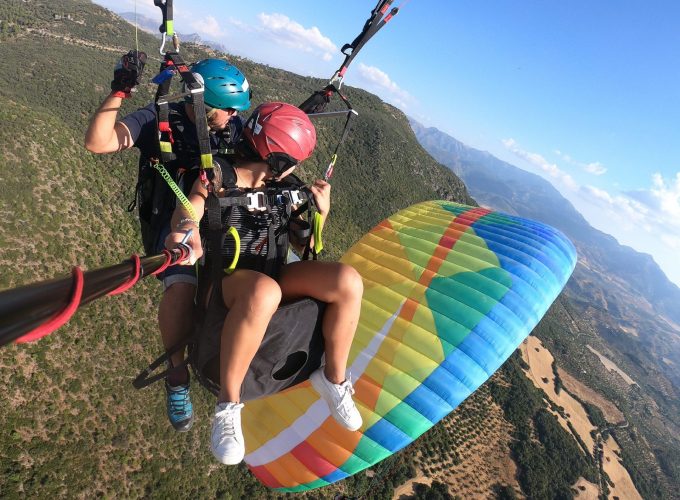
241, 201, 577, 491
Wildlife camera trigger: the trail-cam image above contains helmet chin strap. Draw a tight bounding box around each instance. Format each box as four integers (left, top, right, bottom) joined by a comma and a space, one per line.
266, 153, 298, 177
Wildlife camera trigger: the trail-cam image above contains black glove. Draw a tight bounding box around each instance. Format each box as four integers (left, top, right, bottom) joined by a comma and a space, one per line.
299, 85, 333, 114
111, 50, 147, 96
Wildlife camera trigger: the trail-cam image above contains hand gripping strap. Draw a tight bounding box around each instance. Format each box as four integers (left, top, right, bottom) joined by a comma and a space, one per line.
15, 267, 84, 344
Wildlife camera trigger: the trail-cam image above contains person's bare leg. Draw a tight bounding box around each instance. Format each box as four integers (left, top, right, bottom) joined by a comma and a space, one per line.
218, 270, 282, 403
158, 282, 196, 384
279, 261, 363, 384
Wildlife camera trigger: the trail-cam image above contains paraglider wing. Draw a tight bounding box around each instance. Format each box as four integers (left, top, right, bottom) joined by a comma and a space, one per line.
241, 201, 577, 491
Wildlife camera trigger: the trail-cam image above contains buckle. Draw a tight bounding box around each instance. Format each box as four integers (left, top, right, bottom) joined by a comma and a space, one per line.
245, 191, 267, 211
282, 189, 304, 205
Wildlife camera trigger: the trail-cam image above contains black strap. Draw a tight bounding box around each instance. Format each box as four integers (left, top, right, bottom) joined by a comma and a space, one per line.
263, 212, 278, 278
153, 51, 214, 188
132, 335, 192, 389
219, 197, 251, 208
338, 1, 399, 81
170, 53, 213, 171
299, 0, 399, 113
154, 0, 173, 34
207, 191, 224, 282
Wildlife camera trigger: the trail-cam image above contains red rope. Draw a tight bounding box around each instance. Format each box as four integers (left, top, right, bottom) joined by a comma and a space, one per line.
151, 249, 173, 276
15, 267, 85, 344
107, 254, 141, 296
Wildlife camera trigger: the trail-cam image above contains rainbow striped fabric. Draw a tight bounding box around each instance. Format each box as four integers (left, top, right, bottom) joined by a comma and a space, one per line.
241, 201, 577, 491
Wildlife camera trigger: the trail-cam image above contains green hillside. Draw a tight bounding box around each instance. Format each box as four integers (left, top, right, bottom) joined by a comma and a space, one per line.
1, 2, 614, 499
0, 0, 474, 497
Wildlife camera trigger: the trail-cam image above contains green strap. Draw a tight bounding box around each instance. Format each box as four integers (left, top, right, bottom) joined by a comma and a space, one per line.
153, 164, 198, 223
313, 212, 324, 254
225, 226, 240, 274
201, 153, 214, 170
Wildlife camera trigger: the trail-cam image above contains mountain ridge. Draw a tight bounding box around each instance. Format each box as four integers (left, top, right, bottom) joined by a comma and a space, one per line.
411, 118, 680, 498
409, 118, 680, 313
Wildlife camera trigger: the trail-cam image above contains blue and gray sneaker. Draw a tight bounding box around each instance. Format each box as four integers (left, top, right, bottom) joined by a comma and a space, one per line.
165, 380, 194, 432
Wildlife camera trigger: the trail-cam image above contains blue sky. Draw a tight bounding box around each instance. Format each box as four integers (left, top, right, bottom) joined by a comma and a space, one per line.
97, 0, 680, 287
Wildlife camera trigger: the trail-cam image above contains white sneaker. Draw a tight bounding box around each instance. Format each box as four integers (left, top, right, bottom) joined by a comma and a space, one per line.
211, 402, 245, 465
310, 368, 363, 431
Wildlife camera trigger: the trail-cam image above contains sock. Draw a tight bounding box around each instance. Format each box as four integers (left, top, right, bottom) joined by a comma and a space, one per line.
166, 365, 189, 387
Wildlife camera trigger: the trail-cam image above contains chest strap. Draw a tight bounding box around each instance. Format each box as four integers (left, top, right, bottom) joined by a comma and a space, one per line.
218, 189, 307, 212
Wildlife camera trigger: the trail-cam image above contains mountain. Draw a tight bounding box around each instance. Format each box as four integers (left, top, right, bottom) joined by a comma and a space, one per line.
412, 119, 680, 496
118, 11, 159, 34
118, 11, 227, 52
411, 118, 680, 370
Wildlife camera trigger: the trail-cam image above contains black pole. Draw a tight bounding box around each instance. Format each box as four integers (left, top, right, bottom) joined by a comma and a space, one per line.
0, 253, 176, 347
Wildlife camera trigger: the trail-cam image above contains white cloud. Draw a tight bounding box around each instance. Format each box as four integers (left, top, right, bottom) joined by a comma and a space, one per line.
584, 162, 607, 176
554, 149, 607, 175
575, 174, 680, 283
501, 141, 680, 276
226, 17, 251, 31
583, 185, 613, 204
651, 172, 680, 220
356, 64, 407, 96
191, 16, 223, 38
502, 138, 578, 190
661, 234, 680, 251
580, 185, 649, 226
351, 63, 414, 110
256, 13, 337, 61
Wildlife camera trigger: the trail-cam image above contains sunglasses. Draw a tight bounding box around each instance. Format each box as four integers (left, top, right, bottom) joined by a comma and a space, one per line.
205, 105, 228, 120
205, 89, 253, 119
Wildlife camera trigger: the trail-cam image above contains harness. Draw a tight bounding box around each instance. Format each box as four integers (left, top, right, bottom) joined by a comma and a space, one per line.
201, 158, 319, 283
134, 159, 327, 399
128, 2, 233, 253
127, 106, 243, 255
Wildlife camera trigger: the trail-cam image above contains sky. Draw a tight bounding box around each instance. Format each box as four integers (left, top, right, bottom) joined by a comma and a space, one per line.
96, 0, 680, 287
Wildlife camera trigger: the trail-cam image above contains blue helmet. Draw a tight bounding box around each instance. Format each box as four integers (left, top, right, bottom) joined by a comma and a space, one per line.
190, 58, 251, 111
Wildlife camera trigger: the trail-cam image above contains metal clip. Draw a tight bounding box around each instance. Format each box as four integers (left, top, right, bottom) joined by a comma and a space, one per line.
246, 192, 267, 211
159, 32, 168, 55
282, 189, 304, 205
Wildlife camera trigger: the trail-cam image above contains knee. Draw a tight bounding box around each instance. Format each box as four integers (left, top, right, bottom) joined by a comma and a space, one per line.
336, 264, 363, 301
229, 273, 282, 316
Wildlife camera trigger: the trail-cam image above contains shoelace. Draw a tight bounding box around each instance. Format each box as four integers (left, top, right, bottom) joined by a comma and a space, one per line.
215, 404, 244, 438
337, 380, 357, 416
169, 387, 190, 416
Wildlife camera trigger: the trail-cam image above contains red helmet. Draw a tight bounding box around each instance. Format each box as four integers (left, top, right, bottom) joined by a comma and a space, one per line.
243, 102, 317, 174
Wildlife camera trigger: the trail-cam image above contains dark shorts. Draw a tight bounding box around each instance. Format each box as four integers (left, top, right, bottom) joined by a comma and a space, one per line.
155, 222, 197, 289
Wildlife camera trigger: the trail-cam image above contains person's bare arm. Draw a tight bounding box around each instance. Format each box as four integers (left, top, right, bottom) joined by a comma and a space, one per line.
85, 50, 146, 154
289, 180, 330, 253
165, 179, 208, 264
84, 94, 134, 153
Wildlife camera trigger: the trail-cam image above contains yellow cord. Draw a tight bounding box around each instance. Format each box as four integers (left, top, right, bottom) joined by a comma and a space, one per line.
153, 164, 199, 223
